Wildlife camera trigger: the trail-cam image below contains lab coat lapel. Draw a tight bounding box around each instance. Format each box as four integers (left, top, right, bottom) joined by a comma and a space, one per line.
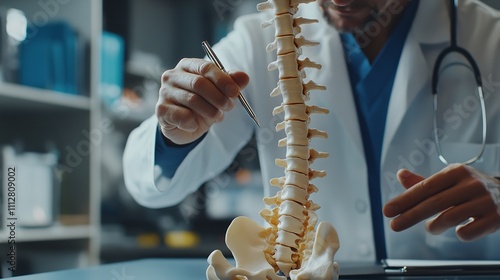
328, 32, 364, 156
381, 0, 449, 164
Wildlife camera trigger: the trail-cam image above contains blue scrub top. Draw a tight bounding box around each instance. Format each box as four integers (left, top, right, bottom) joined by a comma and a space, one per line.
340, 0, 419, 260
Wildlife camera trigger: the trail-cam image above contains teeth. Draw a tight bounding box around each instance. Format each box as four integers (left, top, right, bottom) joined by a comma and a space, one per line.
207, 1, 340, 279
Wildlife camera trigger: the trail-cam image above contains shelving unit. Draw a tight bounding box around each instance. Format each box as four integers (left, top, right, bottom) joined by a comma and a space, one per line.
0, 0, 102, 276
0, 83, 91, 112
0, 224, 93, 243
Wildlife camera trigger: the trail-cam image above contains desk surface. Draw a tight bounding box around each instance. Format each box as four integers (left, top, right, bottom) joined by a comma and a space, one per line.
10, 258, 500, 280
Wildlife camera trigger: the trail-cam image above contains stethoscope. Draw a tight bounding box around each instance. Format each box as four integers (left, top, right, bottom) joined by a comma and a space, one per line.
431, 0, 487, 165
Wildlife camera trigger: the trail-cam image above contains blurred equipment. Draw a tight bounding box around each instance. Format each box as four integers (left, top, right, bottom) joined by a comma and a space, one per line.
2, 146, 59, 227
100, 31, 125, 107
19, 21, 82, 95
0, 7, 27, 83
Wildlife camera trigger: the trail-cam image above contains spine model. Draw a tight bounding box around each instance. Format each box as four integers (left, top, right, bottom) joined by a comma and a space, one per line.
206, 1, 340, 279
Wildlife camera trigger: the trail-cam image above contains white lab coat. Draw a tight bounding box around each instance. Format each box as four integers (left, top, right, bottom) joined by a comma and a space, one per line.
124, 0, 500, 262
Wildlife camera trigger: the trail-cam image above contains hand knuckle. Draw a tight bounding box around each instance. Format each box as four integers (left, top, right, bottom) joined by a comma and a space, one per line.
169, 110, 184, 125
158, 86, 170, 98
178, 58, 190, 66
198, 61, 214, 76
443, 163, 468, 177
161, 69, 174, 83
207, 109, 222, 120
191, 76, 208, 92
184, 92, 200, 105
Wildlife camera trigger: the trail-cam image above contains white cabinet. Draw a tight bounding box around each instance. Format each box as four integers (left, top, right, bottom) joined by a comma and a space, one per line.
0, 0, 101, 276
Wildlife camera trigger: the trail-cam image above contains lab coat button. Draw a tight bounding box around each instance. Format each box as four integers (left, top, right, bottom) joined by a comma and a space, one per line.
355, 200, 367, 213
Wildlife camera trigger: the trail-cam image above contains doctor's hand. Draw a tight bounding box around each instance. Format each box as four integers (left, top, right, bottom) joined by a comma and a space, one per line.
383, 164, 500, 241
156, 58, 250, 145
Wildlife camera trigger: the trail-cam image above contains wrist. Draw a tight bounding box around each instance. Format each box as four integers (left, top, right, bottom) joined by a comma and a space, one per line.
157, 125, 190, 147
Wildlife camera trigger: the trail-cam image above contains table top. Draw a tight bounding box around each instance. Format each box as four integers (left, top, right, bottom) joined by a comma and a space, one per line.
10, 258, 500, 280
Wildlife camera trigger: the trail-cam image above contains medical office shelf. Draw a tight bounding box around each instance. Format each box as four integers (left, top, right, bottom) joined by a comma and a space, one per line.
0, 224, 94, 243
0, 83, 91, 112
0, 0, 102, 277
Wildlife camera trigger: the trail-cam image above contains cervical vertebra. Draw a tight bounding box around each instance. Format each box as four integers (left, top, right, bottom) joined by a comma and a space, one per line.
207, 1, 340, 279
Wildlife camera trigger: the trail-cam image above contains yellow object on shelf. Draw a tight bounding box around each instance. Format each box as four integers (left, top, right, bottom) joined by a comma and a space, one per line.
164, 230, 199, 248
136, 233, 160, 248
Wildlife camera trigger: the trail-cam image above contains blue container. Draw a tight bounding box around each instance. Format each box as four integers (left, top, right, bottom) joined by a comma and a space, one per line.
19, 21, 79, 95
100, 31, 124, 107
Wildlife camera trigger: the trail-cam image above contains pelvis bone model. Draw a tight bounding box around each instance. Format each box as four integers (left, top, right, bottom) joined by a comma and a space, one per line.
207, 1, 340, 279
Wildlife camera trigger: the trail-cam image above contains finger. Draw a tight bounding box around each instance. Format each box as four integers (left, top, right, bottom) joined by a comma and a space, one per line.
383, 169, 425, 218
389, 179, 486, 232
425, 195, 491, 235
397, 169, 425, 190
456, 212, 500, 242
167, 87, 224, 124
228, 70, 250, 90
178, 58, 241, 99
156, 102, 200, 133
384, 166, 463, 218
169, 70, 235, 113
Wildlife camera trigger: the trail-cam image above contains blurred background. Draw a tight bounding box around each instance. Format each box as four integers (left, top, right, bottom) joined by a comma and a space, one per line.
0, 0, 263, 277
0, 0, 499, 277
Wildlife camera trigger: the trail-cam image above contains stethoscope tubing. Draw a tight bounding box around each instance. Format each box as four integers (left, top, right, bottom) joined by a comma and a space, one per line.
431, 0, 487, 165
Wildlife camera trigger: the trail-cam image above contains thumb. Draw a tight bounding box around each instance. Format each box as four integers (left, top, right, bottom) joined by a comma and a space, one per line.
397, 169, 426, 190
228, 70, 250, 90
